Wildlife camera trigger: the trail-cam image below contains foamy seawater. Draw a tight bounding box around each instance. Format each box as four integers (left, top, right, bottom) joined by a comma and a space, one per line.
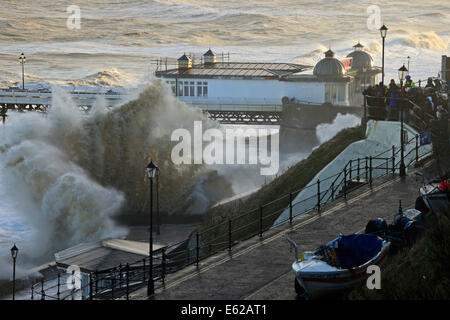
0, 0, 448, 87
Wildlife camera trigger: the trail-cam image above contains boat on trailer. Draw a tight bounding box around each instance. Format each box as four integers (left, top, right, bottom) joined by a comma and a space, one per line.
288, 234, 390, 299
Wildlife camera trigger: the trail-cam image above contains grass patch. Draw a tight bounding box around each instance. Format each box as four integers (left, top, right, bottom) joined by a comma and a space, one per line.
347, 208, 450, 300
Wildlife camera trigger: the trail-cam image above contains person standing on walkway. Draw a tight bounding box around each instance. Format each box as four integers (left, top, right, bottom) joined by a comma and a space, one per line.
387, 84, 400, 121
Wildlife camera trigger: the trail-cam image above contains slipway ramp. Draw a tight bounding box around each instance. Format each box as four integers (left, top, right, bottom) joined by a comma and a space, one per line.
273, 120, 432, 226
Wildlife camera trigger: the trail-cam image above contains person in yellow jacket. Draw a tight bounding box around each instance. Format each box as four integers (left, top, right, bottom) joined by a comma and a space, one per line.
403, 75, 415, 90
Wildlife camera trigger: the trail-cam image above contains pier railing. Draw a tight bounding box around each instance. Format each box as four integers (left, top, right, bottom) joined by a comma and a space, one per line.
29, 129, 433, 300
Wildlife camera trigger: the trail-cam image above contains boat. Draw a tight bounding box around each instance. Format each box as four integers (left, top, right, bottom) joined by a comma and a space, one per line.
287, 234, 390, 299
417, 179, 450, 214
365, 207, 423, 251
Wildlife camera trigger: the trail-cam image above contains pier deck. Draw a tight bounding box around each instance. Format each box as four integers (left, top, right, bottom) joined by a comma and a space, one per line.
129, 164, 429, 300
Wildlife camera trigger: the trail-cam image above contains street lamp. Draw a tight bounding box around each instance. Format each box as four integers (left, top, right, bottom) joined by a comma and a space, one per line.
407, 56, 411, 75
398, 64, 408, 177
380, 25, 388, 86
11, 244, 18, 300
146, 160, 159, 296
18, 53, 26, 90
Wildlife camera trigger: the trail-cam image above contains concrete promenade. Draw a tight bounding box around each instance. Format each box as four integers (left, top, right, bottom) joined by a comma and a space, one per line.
129, 165, 428, 300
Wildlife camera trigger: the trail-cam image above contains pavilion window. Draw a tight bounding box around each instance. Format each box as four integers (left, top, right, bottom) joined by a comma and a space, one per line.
338, 84, 346, 101
178, 81, 183, 96
202, 82, 208, 97
189, 81, 195, 96
184, 81, 189, 97
197, 82, 203, 96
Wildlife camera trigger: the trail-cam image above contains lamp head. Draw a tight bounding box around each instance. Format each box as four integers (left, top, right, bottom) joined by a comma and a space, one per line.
380, 25, 388, 38
11, 244, 18, 259
398, 64, 408, 82
146, 160, 159, 179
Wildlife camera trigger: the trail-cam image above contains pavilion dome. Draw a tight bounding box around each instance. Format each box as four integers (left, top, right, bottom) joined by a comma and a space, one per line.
346, 42, 373, 71
313, 49, 346, 77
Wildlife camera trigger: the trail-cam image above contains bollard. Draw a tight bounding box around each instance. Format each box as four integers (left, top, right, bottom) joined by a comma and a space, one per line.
228, 219, 232, 251
289, 192, 293, 224
317, 179, 321, 213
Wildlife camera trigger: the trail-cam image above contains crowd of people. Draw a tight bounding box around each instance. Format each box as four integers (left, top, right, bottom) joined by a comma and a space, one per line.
363, 76, 448, 125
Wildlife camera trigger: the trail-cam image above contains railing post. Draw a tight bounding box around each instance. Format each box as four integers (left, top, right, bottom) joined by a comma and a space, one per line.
357, 158, 360, 181
415, 134, 419, 164
289, 192, 293, 224
196, 231, 200, 265
161, 248, 166, 285
41, 279, 45, 301
228, 219, 232, 251
89, 273, 93, 300
31, 285, 34, 300
386, 158, 389, 175
317, 179, 321, 213
259, 206, 263, 238
365, 156, 368, 181
343, 167, 347, 199
369, 156, 373, 186
57, 273, 61, 300
119, 264, 122, 288
95, 270, 99, 294
142, 258, 146, 283
349, 160, 352, 181
392, 145, 395, 176
126, 264, 130, 300
331, 182, 335, 200
111, 271, 115, 300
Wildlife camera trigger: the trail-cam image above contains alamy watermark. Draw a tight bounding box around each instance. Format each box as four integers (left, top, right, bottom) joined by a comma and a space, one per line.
67, 5, 81, 30
366, 264, 381, 289
366, 5, 381, 31
171, 121, 279, 176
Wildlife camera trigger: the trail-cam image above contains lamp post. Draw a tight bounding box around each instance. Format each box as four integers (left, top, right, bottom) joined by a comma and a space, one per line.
18, 53, 26, 90
380, 25, 388, 86
407, 56, 410, 75
11, 244, 18, 300
156, 172, 160, 235
146, 160, 159, 296
398, 64, 408, 177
